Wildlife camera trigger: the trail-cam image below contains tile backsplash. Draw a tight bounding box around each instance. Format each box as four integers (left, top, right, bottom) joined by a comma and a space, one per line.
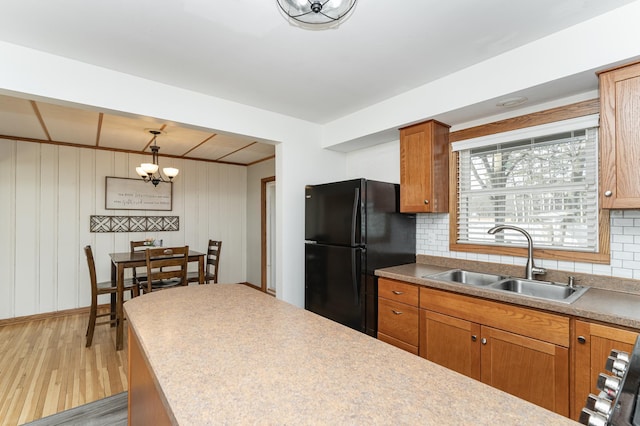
417, 210, 640, 280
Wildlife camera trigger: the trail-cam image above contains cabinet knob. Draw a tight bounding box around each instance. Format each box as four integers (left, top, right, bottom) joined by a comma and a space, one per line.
392, 310, 403, 315
471, 335, 477, 342
578, 336, 587, 344
481, 338, 487, 345
424, 200, 429, 205
604, 190, 613, 197
392, 290, 404, 295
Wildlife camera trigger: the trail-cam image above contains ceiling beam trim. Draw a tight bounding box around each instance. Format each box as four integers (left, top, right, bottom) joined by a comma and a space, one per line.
215, 141, 257, 161
30, 101, 51, 141
95, 112, 103, 147
181, 133, 217, 157
0, 134, 253, 167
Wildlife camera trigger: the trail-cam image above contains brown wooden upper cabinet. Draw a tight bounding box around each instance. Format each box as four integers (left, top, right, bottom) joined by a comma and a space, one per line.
399, 119, 450, 213
599, 61, 640, 208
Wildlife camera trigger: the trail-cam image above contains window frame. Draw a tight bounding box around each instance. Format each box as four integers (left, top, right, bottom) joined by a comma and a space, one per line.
448, 99, 610, 264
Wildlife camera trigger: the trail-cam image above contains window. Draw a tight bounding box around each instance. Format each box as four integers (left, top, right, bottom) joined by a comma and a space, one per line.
453, 115, 599, 252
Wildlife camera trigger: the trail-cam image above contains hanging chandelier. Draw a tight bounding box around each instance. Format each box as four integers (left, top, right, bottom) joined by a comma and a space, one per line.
276, 0, 357, 26
135, 129, 179, 187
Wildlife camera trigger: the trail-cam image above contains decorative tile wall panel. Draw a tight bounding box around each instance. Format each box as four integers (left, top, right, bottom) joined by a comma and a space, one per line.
130, 217, 146, 232
165, 216, 179, 231
90, 216, 111, 233
90, 215, 180, 233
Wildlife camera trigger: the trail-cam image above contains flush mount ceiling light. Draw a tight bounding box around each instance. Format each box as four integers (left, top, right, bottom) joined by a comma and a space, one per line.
277, 0, 357, 27
135, 129, 179, 187
496, 96, 528, 108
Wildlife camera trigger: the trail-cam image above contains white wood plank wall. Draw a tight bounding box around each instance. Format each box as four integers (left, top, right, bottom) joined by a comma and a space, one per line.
0, 138, 248, 319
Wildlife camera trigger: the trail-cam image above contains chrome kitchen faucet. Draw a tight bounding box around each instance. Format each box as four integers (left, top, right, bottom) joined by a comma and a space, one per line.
487, 225, 546, 280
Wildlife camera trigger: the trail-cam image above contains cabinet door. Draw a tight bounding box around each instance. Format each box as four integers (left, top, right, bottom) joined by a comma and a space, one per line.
399, 120, 449, 213
481, 326, 569, 416
419, 310, 481, 380
573, 320, 638, 420
600, 61, 640, 208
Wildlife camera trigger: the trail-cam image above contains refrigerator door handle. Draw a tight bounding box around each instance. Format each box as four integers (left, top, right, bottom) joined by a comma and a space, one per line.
351, 187, 360, 246
351, 249, 359, 304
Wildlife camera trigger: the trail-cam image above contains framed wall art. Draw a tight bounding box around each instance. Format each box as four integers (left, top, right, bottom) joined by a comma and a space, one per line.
105, 177, 173, 211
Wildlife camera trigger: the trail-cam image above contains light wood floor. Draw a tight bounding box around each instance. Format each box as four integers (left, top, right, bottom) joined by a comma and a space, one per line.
0, 309, 128, 426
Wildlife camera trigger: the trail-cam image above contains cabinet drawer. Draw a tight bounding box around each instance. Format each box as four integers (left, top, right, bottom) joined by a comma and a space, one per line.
378, 278, 419, 306
378, 298, 419, 346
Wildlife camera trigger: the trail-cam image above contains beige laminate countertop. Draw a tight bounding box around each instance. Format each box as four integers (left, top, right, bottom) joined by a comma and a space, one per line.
124, 284, 575, 425
376, 263, 640, 330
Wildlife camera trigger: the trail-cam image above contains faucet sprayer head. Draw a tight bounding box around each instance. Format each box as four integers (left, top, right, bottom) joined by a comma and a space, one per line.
487, 225, 505, 235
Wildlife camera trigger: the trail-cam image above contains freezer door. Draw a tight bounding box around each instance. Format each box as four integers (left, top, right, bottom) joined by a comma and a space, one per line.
364, 180, 416, 273
305, 179, 363, 246
305, 243, 363, 332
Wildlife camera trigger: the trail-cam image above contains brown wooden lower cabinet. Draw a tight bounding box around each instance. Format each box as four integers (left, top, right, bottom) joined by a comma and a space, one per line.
128, 325, 173, 426
419, 287, 570, 416
378, 278, 640, 419
572, 320, 639, 421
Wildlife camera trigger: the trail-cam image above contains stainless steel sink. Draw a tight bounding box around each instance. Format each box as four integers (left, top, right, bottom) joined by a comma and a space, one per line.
489, 278, 589, 304
426, 269, 508, 286
424, 269, 589, 304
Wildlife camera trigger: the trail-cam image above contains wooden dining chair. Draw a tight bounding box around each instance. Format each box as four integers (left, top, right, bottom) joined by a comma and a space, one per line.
84, 245, 139, 347
130, 240, 149, 288
187, 240, 222, 284
141, 246, 189, 294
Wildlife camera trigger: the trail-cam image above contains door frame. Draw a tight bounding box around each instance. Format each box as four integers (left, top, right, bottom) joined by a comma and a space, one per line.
261, 176, 276, 294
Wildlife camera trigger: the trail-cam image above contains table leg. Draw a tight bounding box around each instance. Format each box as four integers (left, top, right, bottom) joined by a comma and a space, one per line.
110, 260, 117, 327
199, 255, 205, 285
116, 264, 125, 351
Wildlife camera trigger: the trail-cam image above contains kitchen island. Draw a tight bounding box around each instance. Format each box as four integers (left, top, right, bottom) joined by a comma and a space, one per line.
124, 284, 576, 425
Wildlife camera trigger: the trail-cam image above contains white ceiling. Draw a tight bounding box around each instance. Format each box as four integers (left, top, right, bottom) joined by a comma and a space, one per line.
0, 0, 636, 161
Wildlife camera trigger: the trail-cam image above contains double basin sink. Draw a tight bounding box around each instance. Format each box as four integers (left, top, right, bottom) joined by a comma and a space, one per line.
425, 269, 589, 304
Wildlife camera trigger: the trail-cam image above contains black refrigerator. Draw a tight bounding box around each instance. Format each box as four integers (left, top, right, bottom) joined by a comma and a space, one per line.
304, 178, 416, 336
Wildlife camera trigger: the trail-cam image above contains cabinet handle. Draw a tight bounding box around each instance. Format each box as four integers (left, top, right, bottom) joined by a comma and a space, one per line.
471, 335, 477, 342
392, 290, 404, 295
578, 336, 587, 344
424, 200, 429, 205
604, 190, 613, 197
481, 338, 487, 345
392, 310, 403, 315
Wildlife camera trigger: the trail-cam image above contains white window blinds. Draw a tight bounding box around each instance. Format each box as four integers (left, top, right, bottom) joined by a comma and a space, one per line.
456, 116, 599, 252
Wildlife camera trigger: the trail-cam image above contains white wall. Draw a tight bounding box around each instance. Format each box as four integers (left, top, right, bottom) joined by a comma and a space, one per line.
0, 139, 247, 319
246, 158, 276, 287
345, 140, 400, 183
275, 141, 346, 307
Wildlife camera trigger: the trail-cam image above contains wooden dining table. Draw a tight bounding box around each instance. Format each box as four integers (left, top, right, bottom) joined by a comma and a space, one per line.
109, 249, 205, 350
